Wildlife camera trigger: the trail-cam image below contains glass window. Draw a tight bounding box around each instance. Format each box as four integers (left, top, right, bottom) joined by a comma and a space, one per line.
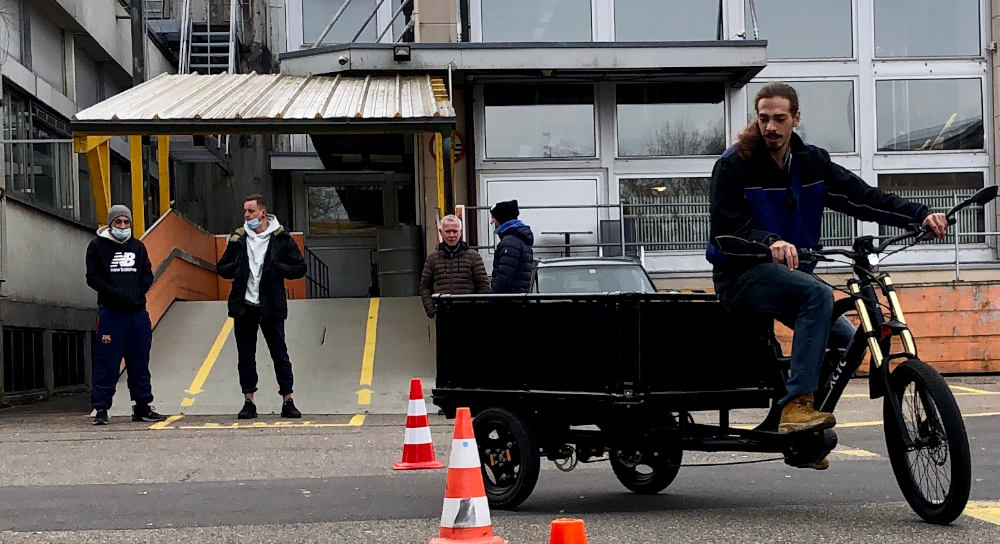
308, 185, 384, 235
875, 79, 983, 152
878, 172, 985, 244
615, 0, 719, 41
303, 0, 377, 44
484, 84, 595, 158
745, 0, 852, 59
746, 81, 856, 153
874, 0, 980, 58
619, 177, 710, 250
481, 0, 592, 42
617, 83, 725, 156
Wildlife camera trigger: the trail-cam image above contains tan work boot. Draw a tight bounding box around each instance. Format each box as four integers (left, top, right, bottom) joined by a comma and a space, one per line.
778, 393, 836, 434
805, 458, 830, 470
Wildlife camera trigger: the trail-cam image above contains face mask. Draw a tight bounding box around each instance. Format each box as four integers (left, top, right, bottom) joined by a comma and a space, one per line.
111, 227, 131, 241
246, 217, 261, 230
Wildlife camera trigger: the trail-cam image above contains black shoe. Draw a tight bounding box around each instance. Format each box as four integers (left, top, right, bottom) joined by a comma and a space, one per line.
238, 400, 258, 420
93, 409, 109, 426
281, 398, 301, 419
132, 404, 167, 422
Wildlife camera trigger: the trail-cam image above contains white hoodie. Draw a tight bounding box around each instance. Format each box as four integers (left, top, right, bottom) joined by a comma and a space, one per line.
244, 214, 280, 305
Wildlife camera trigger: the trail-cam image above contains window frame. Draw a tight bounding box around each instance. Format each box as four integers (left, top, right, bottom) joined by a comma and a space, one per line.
744, 77, 861, 155
286, 0, 405, 49
871, 75, 988, 157
871, 0, 987, 60
743, 0, 857, 62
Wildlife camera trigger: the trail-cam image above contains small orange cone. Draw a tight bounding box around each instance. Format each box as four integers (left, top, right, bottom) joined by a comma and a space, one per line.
429, 407, 507, 544
548, 518, 588, 544
394, 378, 445, 470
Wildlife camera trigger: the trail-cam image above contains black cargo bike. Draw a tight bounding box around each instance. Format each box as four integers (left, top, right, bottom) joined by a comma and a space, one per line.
431, 186, 996, 525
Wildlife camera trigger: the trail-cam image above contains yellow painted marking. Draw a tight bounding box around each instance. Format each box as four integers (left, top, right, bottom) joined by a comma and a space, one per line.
181, 398, 195, 407
841, 385, 998, 399
964, 501, 999, 525
833, 446, 879, 458
349, 414, 365, 426
360, 298, 380, 387
185, 318, 234, 395
149, 415, 184, 430
178, 420, 362, 429
357, 388, 373, 405
949, 385, 999, 395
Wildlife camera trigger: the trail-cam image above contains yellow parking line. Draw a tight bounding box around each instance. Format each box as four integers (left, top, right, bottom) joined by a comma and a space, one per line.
833, 446, 879, 457
149, 414, 184, 430
185, 318, 233, 395
176, 417, 365, 429
949, 385, 999, 395
964, 501, 999, 525
360, 298, 380, 387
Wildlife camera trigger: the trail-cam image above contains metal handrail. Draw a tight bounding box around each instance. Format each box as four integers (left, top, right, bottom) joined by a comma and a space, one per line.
179, 0, 192, 73
376, 0, 412, 43
305, 247, 331, 298
461, 198, 999, 279
312, 0, 355, 47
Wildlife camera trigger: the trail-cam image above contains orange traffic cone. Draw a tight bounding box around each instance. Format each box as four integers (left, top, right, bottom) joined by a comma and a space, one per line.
394, 378, 445, 470
429, 407, 506, 544
548, 518, 588, 544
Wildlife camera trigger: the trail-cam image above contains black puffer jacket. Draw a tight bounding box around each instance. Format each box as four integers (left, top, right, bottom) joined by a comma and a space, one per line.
419, 241, 490, 317
216, 225, 306, 320
490, 221, 534, 293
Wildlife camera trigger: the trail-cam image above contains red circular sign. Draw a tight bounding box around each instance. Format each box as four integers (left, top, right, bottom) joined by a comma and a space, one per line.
429, 131, 465, 162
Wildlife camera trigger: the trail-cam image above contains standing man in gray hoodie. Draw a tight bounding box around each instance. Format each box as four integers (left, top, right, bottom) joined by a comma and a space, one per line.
217, 194, 307, 419
85, 204, 166, 425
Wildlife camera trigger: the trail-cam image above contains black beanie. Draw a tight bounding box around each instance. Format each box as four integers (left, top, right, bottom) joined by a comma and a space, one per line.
490, 199, 519, 224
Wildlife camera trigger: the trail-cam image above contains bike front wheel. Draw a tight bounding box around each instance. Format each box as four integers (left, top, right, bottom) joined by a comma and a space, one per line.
883, 359, 971, 525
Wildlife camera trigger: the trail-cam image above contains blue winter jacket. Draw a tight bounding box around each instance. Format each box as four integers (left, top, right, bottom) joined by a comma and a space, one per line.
491, 220, 534, 293
707, 133, 929, 295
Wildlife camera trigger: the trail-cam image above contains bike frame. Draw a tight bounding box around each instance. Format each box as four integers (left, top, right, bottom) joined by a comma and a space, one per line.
812, 235, 928, 450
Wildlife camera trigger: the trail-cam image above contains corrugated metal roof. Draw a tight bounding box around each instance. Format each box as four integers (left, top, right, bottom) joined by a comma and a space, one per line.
72, 72, 455, 135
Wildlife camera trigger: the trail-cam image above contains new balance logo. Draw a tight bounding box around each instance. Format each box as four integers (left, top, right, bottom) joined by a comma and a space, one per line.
110, 252, 137, 272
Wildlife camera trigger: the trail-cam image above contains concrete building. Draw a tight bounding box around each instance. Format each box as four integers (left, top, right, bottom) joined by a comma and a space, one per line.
2, 0, 997, 405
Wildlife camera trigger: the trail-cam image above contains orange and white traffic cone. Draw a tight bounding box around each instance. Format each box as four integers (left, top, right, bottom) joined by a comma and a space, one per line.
429, 407, 506, 544
548, 518, 588, 544
394, 378, 445, 470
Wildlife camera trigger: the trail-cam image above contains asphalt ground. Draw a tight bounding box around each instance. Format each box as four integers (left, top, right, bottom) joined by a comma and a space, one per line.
0, 377, 997, 543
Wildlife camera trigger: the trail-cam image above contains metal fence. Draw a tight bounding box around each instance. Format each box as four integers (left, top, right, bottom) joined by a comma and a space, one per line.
461, 194, 997, 279
3, 327, 45, 394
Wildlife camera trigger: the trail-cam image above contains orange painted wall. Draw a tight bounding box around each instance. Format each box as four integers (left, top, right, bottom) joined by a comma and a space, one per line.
142, 211, 220, 328
143, 211, 308, 330
775, 283, 999, 374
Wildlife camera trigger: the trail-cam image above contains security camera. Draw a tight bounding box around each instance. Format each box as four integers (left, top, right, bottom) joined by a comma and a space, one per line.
338, 55, 348, 66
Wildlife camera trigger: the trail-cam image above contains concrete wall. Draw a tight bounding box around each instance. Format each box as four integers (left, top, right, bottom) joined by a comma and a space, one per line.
3, 201, 95, 309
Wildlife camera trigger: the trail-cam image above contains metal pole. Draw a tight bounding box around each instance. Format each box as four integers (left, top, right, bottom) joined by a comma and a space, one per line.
228, 0, 239, 73
377, 0, 411, 43
179, 0, 191, 73
313, 0, 356, 47
130, 0, 146, 85
351, 0, 389, 43
747, 0, 759, 39
954, 194, 961, 280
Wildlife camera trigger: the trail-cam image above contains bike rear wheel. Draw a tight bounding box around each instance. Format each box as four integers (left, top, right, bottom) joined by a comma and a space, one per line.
883, 359, 971, 525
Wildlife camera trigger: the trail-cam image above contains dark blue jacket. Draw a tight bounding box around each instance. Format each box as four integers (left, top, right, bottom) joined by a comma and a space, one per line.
708, 133, 929, 294
490, 220, 534, 293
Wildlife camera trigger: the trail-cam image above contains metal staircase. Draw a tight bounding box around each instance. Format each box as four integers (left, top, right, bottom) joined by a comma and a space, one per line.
189, 23, 232, 74
178, 0, 244, 75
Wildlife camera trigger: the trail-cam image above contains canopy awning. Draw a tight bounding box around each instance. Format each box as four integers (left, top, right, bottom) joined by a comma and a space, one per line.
71, 72, 456, 135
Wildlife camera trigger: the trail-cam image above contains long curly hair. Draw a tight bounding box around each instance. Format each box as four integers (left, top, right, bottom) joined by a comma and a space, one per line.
737, 82, 800, 159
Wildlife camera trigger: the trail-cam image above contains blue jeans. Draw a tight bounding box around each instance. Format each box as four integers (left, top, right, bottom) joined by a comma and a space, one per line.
721, 263, 849, 405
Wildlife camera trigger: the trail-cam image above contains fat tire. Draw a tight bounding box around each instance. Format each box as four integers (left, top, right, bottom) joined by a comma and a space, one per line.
472, 407, 540, 510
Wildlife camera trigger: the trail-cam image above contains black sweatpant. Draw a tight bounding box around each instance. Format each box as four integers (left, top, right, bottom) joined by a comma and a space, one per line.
233, 306, 294, 396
